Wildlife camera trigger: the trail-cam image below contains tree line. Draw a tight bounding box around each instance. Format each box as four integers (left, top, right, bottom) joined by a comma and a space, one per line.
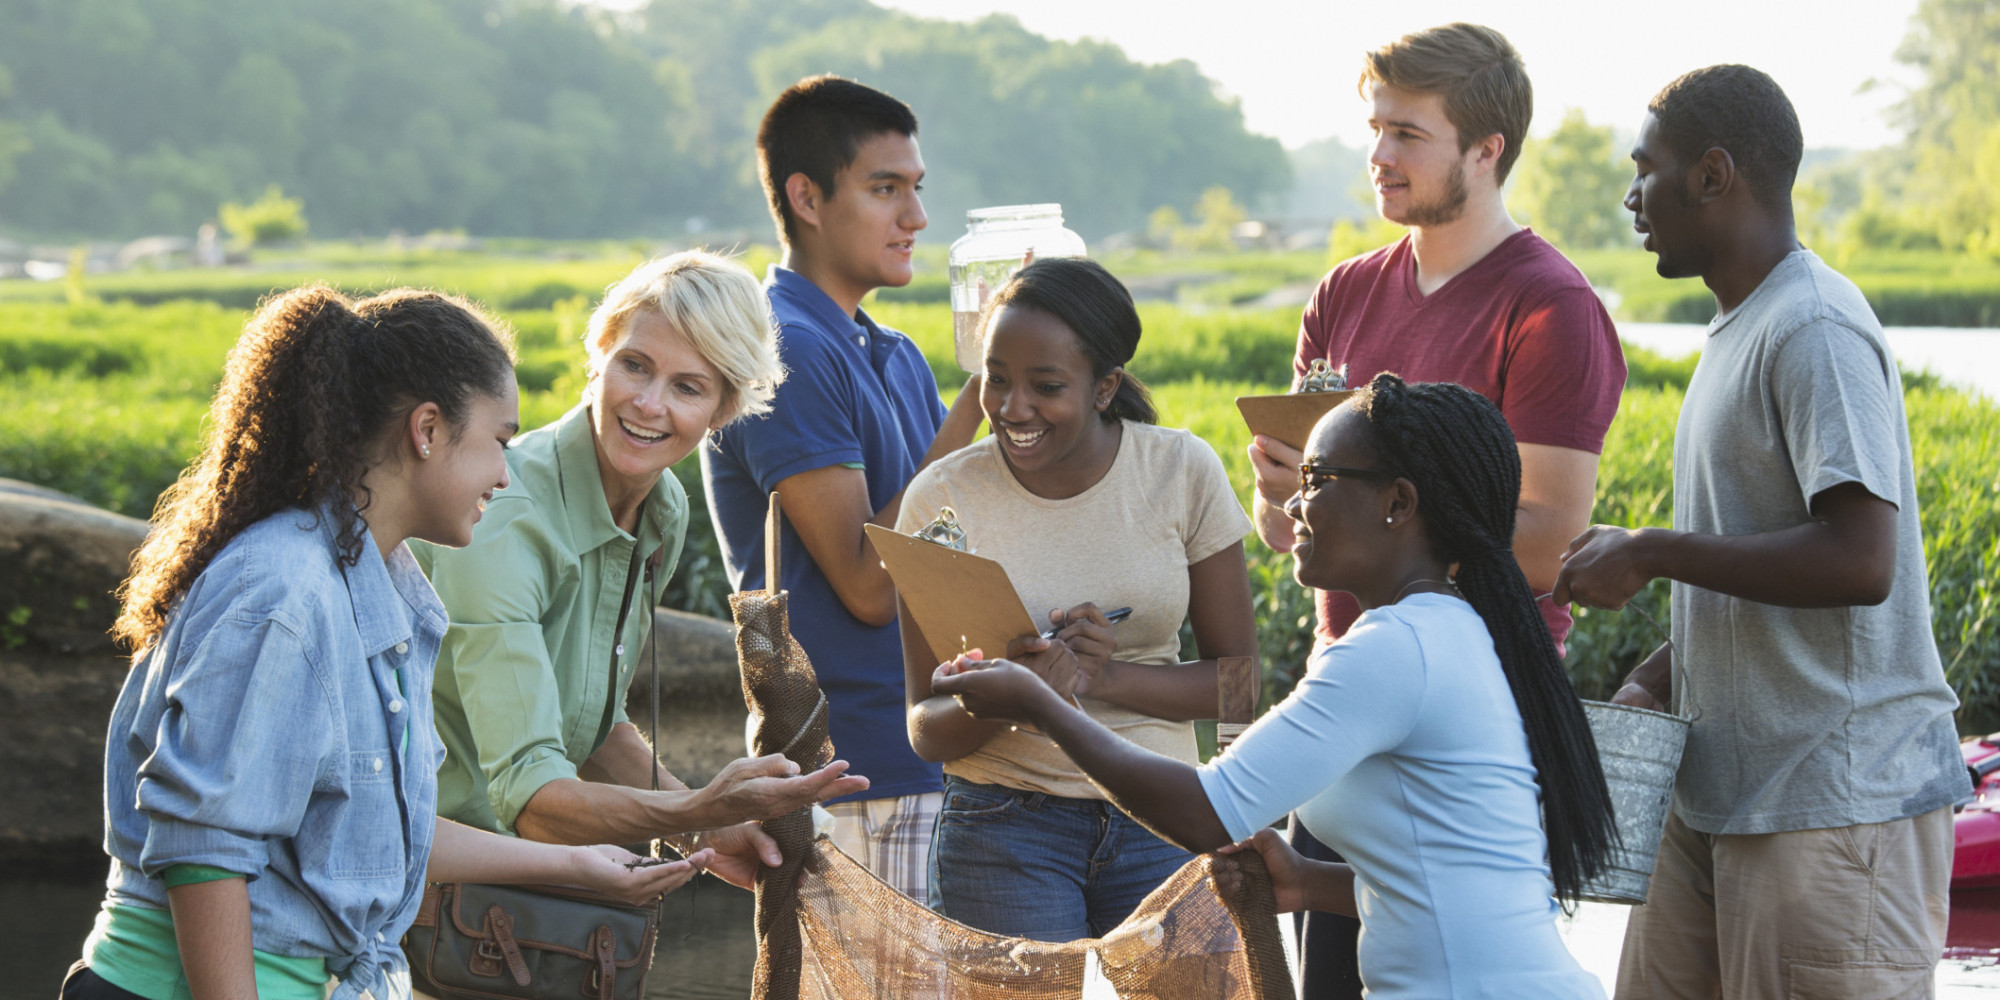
1506, 0, 2000, 259
0, 0, 1289, 242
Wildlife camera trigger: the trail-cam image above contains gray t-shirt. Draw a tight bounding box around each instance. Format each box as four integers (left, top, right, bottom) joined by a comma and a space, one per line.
1670, 249, 1965, 835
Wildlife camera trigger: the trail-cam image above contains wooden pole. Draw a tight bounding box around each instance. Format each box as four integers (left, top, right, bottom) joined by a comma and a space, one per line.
765, 491, 782, 596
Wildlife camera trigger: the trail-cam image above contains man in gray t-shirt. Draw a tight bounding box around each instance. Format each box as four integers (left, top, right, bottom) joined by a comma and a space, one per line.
1556, 65, 1966, 998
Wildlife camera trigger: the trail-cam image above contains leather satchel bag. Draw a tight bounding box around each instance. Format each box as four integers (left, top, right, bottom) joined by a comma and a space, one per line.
405, 880, 659, 1000
404, 521, 667, 1000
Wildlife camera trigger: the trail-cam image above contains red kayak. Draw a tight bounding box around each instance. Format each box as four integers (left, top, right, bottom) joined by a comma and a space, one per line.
1956, 736, 2000, 890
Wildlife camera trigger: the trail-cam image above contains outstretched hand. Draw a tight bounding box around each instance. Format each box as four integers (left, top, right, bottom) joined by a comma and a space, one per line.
702, 755, 870, 828
571, 844, 710, 905
931, 654, 1066, 727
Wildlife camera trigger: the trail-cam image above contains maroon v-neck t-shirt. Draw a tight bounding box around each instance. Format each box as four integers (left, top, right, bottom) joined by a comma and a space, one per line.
1295, 229, 1625, 649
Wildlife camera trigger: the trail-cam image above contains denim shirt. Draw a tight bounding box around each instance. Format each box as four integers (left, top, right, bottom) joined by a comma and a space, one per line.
101, 505, 448, 1000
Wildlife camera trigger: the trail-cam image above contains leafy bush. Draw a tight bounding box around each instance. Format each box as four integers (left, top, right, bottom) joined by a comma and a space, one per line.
219, 186, 308, 246
6, 277, 1996, 734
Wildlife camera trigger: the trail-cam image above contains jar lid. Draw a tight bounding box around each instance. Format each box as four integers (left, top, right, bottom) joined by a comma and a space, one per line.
965, 203, 1064, 225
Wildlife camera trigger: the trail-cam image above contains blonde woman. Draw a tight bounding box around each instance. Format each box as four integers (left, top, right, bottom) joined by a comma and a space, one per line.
419, 252, 868, 892
65, 287, 690, 1000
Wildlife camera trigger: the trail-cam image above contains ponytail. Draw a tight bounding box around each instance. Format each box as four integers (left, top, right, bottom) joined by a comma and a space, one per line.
114, 285, 514, 652
1352, 373, 1617, 905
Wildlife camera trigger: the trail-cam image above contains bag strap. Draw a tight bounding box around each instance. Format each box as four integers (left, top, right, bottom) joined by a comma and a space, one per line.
595, 509, 647, 756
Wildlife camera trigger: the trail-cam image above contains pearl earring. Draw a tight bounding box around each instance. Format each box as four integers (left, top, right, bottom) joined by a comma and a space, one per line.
1385, 517, 1393, 524
420, 445, 431, 458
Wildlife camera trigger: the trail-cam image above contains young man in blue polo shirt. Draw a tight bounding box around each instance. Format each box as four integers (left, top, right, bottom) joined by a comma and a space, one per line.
703, 76, 983, 900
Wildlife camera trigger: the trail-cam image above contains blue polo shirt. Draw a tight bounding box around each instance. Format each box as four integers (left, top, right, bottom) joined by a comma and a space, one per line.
701, 265, 947, 803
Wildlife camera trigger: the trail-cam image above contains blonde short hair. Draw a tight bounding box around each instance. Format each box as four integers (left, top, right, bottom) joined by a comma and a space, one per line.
585, 251, 784, 425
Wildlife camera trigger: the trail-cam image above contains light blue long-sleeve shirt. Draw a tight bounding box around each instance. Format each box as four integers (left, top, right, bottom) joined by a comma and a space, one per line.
101, 505, 448, 1000
1198, 594, 1602, 1000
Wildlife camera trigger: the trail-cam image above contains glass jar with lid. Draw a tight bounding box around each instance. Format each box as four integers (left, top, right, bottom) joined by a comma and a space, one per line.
947, 204, 1087, 371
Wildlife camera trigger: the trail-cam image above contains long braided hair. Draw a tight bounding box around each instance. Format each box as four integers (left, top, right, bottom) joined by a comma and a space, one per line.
1352, 373, 1617, 904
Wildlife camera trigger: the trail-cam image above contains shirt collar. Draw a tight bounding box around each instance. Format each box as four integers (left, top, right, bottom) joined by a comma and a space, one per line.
320, 504, 444, 660
766, 264, 870, 341
552, 401, 683, 555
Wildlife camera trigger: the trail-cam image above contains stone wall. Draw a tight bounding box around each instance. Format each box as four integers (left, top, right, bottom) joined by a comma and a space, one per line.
0, 482, 747, 871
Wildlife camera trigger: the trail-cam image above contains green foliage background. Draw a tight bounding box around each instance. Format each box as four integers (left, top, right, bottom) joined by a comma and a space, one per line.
0, 0, 1286, 242
5, 252, 1996, 730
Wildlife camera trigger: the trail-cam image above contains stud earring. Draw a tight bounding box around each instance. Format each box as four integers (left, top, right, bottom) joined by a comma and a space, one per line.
1385, 517, 1393, 524
420, 445, 431, 458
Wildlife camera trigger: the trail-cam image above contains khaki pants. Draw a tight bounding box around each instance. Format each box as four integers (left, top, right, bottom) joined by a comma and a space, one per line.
1616, 807, 1951, 999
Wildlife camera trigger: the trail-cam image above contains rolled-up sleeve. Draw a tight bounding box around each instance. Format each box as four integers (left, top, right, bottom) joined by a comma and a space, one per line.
136, 614, 334, 878
425, 505, 578, 834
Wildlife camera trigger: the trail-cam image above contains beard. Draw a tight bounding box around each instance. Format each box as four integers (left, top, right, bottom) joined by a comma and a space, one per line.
1394, 161, 1469, 227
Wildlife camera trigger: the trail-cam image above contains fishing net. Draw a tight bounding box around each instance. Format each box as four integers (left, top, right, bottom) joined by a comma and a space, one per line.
728, 580, 1294, 1000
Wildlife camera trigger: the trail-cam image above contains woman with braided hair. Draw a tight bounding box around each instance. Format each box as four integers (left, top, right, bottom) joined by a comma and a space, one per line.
935, 372, 1616, 998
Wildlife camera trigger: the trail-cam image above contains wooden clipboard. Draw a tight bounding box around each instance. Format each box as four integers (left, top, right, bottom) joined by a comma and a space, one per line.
865, 523, 1041, 664
1234, 389, 1355, 453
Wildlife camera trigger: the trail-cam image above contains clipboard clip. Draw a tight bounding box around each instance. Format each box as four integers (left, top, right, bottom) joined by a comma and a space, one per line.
913, 506, 971, 553
1298, 358, 1348, 393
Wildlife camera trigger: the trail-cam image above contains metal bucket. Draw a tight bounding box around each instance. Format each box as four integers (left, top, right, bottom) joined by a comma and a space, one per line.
1578, 700, 1690, 904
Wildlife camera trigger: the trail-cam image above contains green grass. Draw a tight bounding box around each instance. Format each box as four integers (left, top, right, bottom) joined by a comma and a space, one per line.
5, 252, 1998, 728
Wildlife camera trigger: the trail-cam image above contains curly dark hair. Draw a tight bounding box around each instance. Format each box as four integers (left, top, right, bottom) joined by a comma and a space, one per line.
984, 257, 1156, 426
1648, 64, 1802, 214
113, 285, 515, 653
1349, 372, 1618, 905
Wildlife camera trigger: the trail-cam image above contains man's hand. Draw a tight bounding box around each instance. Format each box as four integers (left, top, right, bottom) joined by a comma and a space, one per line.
1248, 434, 1302, 553
1047, 603, 1116, 696
698, 755, 869, 828
1610, 644, 1673, 713
1554, 524, 1662, 610
694, 822, 782, 891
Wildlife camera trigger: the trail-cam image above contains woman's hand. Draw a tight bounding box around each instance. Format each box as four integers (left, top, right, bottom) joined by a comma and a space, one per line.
569, 844, 711, 905
931, 654, 1067, 727
1003, 633, 1082, 701
1216, 828, 1307, 914
1047, 603, 1117, 696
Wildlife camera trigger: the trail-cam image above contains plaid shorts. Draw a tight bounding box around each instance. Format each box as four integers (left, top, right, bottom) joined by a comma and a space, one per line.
824, 791, 944, 901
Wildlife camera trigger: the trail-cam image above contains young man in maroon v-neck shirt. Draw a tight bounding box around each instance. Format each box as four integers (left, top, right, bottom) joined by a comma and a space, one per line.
1245, 23, 1626, 1000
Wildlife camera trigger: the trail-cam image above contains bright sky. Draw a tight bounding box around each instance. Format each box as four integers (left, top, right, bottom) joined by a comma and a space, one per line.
870, 0, 1927, 151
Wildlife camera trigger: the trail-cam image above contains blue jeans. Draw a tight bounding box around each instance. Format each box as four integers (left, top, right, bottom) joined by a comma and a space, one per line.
928, 776, 1193, 941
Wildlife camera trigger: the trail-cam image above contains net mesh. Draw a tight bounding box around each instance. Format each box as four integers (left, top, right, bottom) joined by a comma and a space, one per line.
729, 588, 1294, 1000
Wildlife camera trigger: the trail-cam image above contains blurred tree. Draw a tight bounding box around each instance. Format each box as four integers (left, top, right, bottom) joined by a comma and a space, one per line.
1508, 108, 1628, 251
0, 63, 27, 203
0, 0, 1293, 241
1175, 186, 1245, 252
1891, 0, 2000, 255
1147, 205, 1185, 249
1327, 217, 1403, 268
219, 185, 306, 245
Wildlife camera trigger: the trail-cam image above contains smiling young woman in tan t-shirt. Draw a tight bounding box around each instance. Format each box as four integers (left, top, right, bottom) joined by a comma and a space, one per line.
897, 257, 1257, 941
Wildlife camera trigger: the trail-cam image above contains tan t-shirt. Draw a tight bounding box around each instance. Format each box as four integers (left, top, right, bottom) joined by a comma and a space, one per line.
897, 420, 1252, 799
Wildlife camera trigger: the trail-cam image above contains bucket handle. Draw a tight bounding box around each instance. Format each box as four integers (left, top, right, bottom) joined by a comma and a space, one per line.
1540, 591, 1698, 722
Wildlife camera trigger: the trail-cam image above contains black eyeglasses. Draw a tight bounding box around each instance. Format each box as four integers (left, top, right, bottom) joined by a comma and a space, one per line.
1298, 461, 1400, 498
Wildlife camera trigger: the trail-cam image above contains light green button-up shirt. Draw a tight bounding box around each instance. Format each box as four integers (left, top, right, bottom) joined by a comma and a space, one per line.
415, 403, 686, 834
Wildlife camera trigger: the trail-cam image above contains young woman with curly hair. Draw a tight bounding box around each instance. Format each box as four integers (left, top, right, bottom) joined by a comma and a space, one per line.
66, 286, 698, 1000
